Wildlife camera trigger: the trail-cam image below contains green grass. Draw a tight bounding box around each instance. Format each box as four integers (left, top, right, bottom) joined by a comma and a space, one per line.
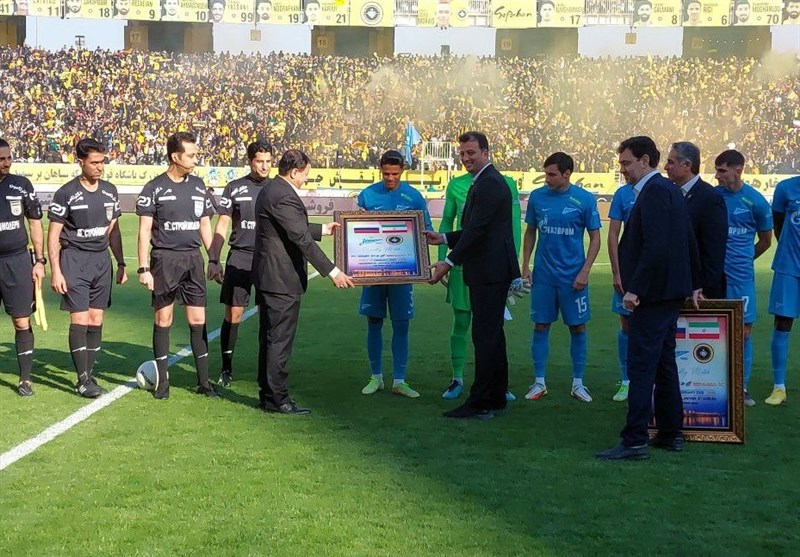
1, 215, 799, 556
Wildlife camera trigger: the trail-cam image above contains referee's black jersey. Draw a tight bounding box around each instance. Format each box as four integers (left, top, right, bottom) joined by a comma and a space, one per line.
0, 174, 42, 257
48, 178, 121, 252
136, 173, 215, 251
217, 175, 267, 252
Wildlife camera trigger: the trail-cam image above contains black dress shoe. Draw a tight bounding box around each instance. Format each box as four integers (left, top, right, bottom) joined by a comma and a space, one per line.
649, 434, 684, 452
443, 404, 494, 420
276, 402, 311, 415
595, 444, 649, 460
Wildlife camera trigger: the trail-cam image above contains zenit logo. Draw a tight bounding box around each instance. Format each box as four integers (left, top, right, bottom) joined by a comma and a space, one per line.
386, 235, 403, 245
361, 2, 382, 25
693, 344, 714, 364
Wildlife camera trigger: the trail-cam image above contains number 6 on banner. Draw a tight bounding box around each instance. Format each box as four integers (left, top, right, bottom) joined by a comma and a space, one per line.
34, 276, 48, 331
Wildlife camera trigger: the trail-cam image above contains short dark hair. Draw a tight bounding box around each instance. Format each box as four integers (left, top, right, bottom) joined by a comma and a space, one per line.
379, 149, 405, 168
670, 141, 701, 174
75, 138, 106, 160
618, 136, 660, 168
458, 131, 489, 151
209, 0, 224, 6
715, 149, 746, 168
247, 140, 273, 161
0, 138, 9, 150
543, 152, 574, 173
277, 149, 310, 176
166, 131, 196, 162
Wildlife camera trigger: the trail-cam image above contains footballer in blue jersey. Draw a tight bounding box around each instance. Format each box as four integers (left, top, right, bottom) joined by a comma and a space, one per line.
357, 150, 433, 399
520, 152, 601, 403
607, 183, 636, 402
765, 172, 800, 406
715, 150, 773, 407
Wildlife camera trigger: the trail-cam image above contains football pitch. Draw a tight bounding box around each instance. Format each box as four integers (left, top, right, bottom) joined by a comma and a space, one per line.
1, 214, 799, 556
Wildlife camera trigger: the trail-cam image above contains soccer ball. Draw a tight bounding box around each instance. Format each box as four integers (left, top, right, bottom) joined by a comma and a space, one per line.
136, 360, 158, 391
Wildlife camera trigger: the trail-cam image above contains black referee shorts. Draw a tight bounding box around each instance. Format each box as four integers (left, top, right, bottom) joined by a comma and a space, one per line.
0, 251, 34, 318
151, 249, 207, 309
60, 249, 112, 312
220, 249, 255, 307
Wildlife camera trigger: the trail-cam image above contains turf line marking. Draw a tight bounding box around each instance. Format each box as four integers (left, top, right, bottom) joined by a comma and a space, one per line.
0, 306, 259, 472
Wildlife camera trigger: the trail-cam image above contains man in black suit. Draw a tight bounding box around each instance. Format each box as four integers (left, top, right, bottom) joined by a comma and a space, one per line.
252, 149, 354, 415
597, 136, 700, 460
426, 131, 521, 420
665, 141, 727, 299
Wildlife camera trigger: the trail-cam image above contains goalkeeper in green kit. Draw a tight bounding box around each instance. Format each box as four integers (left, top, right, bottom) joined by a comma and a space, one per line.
439, 171, 524, 400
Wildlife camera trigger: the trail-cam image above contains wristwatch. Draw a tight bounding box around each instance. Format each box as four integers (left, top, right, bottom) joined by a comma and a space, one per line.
208, 259, 219, 265
117, 261, 126, 267
35, 257, 47, 265
137, 266, 150, 274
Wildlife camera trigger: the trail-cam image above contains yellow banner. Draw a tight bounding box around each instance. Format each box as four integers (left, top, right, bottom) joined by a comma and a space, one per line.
170, 0, 210, 21
13, 164, 796, 200
537, 0, 583, 28
449, 0, 470, 26
416, 0, 437, 26
349, 0, 392, 26
492, 0, 537, 28
683, 0, 729, 26
633, 0, 682, 26
63, 0, 113, 18
272, 0, 302, 23
120, 0, 161, 20
29, 0, 62, 17
317, 0, 349, 25
215, 0, 255, 23
733, 0, 782, 25
0, 0, 14, 16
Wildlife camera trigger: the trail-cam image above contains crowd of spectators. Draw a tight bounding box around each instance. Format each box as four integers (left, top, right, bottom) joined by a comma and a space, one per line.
1, 46, 797, 173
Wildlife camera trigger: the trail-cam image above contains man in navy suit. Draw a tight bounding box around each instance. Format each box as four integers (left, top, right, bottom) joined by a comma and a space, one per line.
597, 136, 700, 460
665, 141, 727, 299
426, 131, 521, 420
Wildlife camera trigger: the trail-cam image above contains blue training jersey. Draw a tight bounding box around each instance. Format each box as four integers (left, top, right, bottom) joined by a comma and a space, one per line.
716, 184, 772, 285
608, 184, 636, 224
357, 181, 433, 231
772, 176, 800, 278
525, 184, 601, 286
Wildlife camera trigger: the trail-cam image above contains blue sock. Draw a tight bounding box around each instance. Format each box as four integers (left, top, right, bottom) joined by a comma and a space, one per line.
391, 319, 409, 381
570, 330, 587, 380
617, 330, 629, 382
532, 328, 550, 378
743, 335, 753, 389
771, 330, 790, 386
367, 319, 383, 375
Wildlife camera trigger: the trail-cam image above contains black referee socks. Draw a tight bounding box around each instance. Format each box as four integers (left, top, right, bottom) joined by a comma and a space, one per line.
15, 327, 34, 382
189, 324, 210, 386
69, 323, 89, 379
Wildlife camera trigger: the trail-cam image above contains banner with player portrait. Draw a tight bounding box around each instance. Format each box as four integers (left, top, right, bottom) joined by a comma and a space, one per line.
29, 0, 62, 17
537, 0, 583, 28
786, 0, 800, 23
210, 0, 255, 23
349, 0, 392, 26
115, 0, 160, 19
270, 0, 301, 23
161, 0, 209, 21
316, 0, 350, 25
631, 0, 682, 26
732, 0, 782, 25
682, 0, 729, 26
448, 0, 471, 26
492, 0, 537, 28
64, 0, 114, 19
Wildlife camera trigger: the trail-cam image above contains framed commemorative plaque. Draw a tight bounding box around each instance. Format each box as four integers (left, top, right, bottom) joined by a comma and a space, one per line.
649, 300, 745, 444
333, 211, 431, 285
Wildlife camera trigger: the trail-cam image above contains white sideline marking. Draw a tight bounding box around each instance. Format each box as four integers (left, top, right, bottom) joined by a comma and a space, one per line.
0, 306, 259, 472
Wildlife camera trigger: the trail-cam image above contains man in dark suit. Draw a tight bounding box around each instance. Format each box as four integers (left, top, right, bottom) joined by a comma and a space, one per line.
597, 136, 700, 460
252, 149, 354, 415
665, 141, 727, 299
426, 131, 521, 420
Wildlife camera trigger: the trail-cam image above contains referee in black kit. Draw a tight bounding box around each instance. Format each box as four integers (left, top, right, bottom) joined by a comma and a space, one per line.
0, 138, 45, 397
48, 138, 127, 398
136, 131, 217, 400
207, 139, 273, 387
